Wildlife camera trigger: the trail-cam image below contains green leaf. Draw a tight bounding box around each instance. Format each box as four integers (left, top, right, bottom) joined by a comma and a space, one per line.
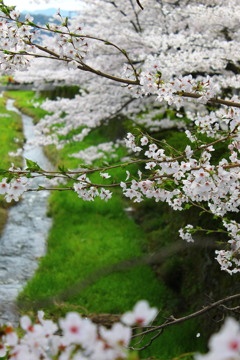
62, 17, 69, 26
0, 5, 10, 15
206, 230, 213, 235
25, 158, 43, 171
6, 174, 14, 183
77, 164, 92, 169
58, 165, 67, 173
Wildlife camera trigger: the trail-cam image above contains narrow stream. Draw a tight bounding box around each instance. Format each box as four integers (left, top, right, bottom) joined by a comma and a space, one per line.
0, 99, 52, 325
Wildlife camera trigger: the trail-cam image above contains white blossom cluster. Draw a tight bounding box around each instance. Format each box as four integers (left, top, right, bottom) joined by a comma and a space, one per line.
73, 174, 112, 202
215, 220, 240, 275
2, 0, 239, 147
0, 10, 38, 72
0, 300, 157, 360
132, 109, 186, 132
122, 132, 240, 274
187, 98, 240, 138
0, 297, 240, 360
137, 73, 220, 109
0, 8, 88, 73
0, 176, 30, 202
69, 142, 119, 165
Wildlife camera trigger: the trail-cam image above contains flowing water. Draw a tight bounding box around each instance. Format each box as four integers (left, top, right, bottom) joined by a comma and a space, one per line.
0, 99, 52, 325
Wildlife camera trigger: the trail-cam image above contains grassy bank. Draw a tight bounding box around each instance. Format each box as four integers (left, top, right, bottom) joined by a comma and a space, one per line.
4, 90, 48, 124
0, 96, 24, 235
8, 90, 205, 359
0, 96, 23, 168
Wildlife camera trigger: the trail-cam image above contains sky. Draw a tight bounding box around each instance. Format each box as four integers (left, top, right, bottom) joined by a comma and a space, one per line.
4, 0, 81, 11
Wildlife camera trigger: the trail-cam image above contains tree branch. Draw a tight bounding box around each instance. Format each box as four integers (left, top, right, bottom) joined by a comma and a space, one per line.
132, 293, 240, 340
178, 91, 240, 109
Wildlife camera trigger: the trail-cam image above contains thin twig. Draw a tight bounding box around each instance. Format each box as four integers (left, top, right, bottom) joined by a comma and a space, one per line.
136, 0, 144, 10
131, 293, 240, 339
129, 329, 163, 351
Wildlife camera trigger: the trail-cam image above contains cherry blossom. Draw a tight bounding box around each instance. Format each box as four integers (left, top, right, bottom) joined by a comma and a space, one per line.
121, 300, 157, 326
0, 301, 158, 360
0, 176, 30, 202
196, 318, 240, 360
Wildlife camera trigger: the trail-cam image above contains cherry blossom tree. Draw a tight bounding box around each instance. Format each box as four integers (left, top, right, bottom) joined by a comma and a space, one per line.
0, 0, 239, 352
0, 0, 239, 273
0, 0, 240, 354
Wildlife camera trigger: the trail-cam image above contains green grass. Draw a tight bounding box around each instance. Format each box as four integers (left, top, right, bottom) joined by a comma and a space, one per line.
0, 95, 24, 234
17, 116, 171, 317
20, 192, 170, 311
0, 75, 10, 85
4, 90, 49, 124
0, 96, 23, 169
8, 90, 206, 359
